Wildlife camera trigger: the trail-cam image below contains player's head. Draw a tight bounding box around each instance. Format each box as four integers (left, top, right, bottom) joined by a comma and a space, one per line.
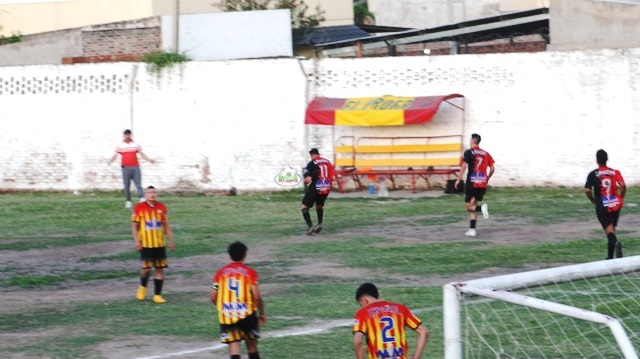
471, 133, 481, 145
309, 148, 320, 157
123, 129, 132, 140
355, 282, 379, 302
144, 186, 157, 201
228, 241, 248, 262
596, 149, 608, 165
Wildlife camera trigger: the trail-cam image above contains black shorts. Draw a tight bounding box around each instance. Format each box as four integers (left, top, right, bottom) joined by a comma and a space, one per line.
302, 189, 329, 208
464, 185, 487, 203
596, 210, 620, 229
140, 247, 168, 269
219, 312, 260, 344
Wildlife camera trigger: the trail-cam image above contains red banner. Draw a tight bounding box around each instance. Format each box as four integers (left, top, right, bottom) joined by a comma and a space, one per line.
305, 94, 463, 126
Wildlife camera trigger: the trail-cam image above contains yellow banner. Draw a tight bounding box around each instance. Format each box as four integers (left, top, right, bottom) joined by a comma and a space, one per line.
335, 109, 405, 126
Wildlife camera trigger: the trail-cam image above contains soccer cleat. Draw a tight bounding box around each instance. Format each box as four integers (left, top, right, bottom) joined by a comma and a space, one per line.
465, 228, 477, 237
314, 223, 323, 234
153, 295, 167, 304
481, 203, 489, 219
125, 201, 133, 209
307, 226, 316, 236
136, 285, 147, 301
615, 241, 623, 258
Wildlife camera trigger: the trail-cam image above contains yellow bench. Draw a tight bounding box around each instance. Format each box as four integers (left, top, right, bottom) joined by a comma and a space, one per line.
334, 136, 463, 193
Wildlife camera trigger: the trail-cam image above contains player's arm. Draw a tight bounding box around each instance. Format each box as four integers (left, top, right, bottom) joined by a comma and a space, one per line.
353, 331, 366, 359
107, 153, 118, 165
487, 163, 495, 181
411, 324, 430, 359
139, 151, 155, 164
210, 287, 218, 305
131, 221, 142, 250
251, 284, 266, 325
162, 219, 175, 251
455, 161, 468, 187
584, 188, 596, 204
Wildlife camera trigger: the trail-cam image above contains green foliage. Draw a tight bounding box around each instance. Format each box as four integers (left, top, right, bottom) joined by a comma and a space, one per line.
216, 0, 325, 30
0, 32, 23, 45
354, 2, 375, 25
140, 50, 190, 75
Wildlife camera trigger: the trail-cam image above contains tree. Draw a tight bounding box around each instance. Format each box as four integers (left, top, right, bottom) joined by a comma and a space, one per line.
354, 2, 375, 25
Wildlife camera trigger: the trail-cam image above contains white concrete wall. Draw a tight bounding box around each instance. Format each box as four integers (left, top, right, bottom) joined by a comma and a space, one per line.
1, 47, 639, 192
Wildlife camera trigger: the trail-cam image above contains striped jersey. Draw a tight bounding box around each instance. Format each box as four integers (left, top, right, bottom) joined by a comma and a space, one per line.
353, 300, 423, 359
463, 147, 494, 188
131, 201, 168, 248
212, 262, 259, 325
116, 140, 142, 167
304, 157, 335, 195
585, 165, 625, 212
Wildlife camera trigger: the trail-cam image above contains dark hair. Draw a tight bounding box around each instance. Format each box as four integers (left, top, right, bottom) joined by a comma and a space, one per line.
355, 282, 379, 301
124, 129, 132, 134
146, 185, 155, 190
228, 241, 248, 262
309, 148, 320, 155
471, 133, 481, 144
596, 149, 608, 165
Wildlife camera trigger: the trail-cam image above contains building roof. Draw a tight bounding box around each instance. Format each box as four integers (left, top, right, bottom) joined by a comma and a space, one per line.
295, 25, 372, 46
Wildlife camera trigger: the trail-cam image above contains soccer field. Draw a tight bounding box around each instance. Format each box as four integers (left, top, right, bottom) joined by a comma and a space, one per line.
1, 188, 639, 358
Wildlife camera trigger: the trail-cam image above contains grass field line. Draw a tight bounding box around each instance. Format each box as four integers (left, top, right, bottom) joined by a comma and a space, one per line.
134, 307, 441, 359
134, 319, 352, 359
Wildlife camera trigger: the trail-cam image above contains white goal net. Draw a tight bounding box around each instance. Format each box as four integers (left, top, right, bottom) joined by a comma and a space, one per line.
443, 256, 640, 359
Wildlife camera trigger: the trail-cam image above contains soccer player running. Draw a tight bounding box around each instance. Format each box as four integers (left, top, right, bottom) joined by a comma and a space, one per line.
301, 148, 335, 235
353, 282, 429, 359
585, 149, 626, 260
132, 186, 175, 303
455, 133, 495, 237
211, 241, 266, 359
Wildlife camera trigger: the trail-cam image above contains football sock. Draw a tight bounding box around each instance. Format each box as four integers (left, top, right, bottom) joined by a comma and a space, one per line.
316, 208, 324, 224
230, 355, 241, 359
470, 220, 477, 229
140, 276, 149, 287
249, 352, 260, 359
154, 278, 164, 295
302, 208, 313, 227
606, 233, 617, 259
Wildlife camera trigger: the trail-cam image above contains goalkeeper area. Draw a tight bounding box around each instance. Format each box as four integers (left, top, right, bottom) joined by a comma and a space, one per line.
0, 188, 639, 358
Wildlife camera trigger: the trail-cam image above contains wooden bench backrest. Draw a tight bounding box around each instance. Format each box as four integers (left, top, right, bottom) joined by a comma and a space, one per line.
335, 135, 463, 169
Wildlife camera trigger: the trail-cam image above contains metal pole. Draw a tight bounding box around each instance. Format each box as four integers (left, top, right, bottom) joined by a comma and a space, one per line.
173, 0, 180, 52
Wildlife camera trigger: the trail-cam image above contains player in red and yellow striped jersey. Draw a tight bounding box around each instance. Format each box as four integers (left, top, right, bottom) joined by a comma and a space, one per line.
211, 241, 266, 359
353, 283, 429, 359
132, 186, 175, 304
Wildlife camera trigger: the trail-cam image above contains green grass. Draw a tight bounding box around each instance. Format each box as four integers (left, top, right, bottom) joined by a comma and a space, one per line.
1, 187, 639, 358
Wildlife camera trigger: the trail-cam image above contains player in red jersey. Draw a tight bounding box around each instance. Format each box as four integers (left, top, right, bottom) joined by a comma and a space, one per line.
132, 186, 175, 303
585, 149, 626, 259
302, 148, 335, 235
455, 133, 495, 237
353, 282, 429, 359
108, 129, 155, 209
211, 241, 266, 359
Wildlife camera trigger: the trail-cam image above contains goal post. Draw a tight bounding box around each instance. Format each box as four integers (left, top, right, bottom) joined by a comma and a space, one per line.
443, 256, 640, 359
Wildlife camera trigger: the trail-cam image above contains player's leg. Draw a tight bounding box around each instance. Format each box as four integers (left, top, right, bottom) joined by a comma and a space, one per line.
220, 324, 243, 359
314, 194, 328, 234
228, 341, 242, 359
598, 212, 618, 259
137, 259, 151, 300
151, 248, 168, 303
245, 338, 260, 359
301, 190, 316, 235
132, 166, 144, 202
122, 167, 133, 207
608, 211, 622, 258
240, 313, 261, 359
464, 188, 478, 236
474, 189, 489, 219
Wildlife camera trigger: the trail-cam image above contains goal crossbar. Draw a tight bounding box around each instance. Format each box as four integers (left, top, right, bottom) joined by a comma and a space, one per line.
443, 255, 640, 359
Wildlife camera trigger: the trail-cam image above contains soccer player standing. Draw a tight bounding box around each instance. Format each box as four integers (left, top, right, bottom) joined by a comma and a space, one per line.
301, 148, 335, 235
353, 282, 429, 359
585, 149, 626, 259
455, 133, 495, 237
132, 186, 175, 303
211, 241, 266, 359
